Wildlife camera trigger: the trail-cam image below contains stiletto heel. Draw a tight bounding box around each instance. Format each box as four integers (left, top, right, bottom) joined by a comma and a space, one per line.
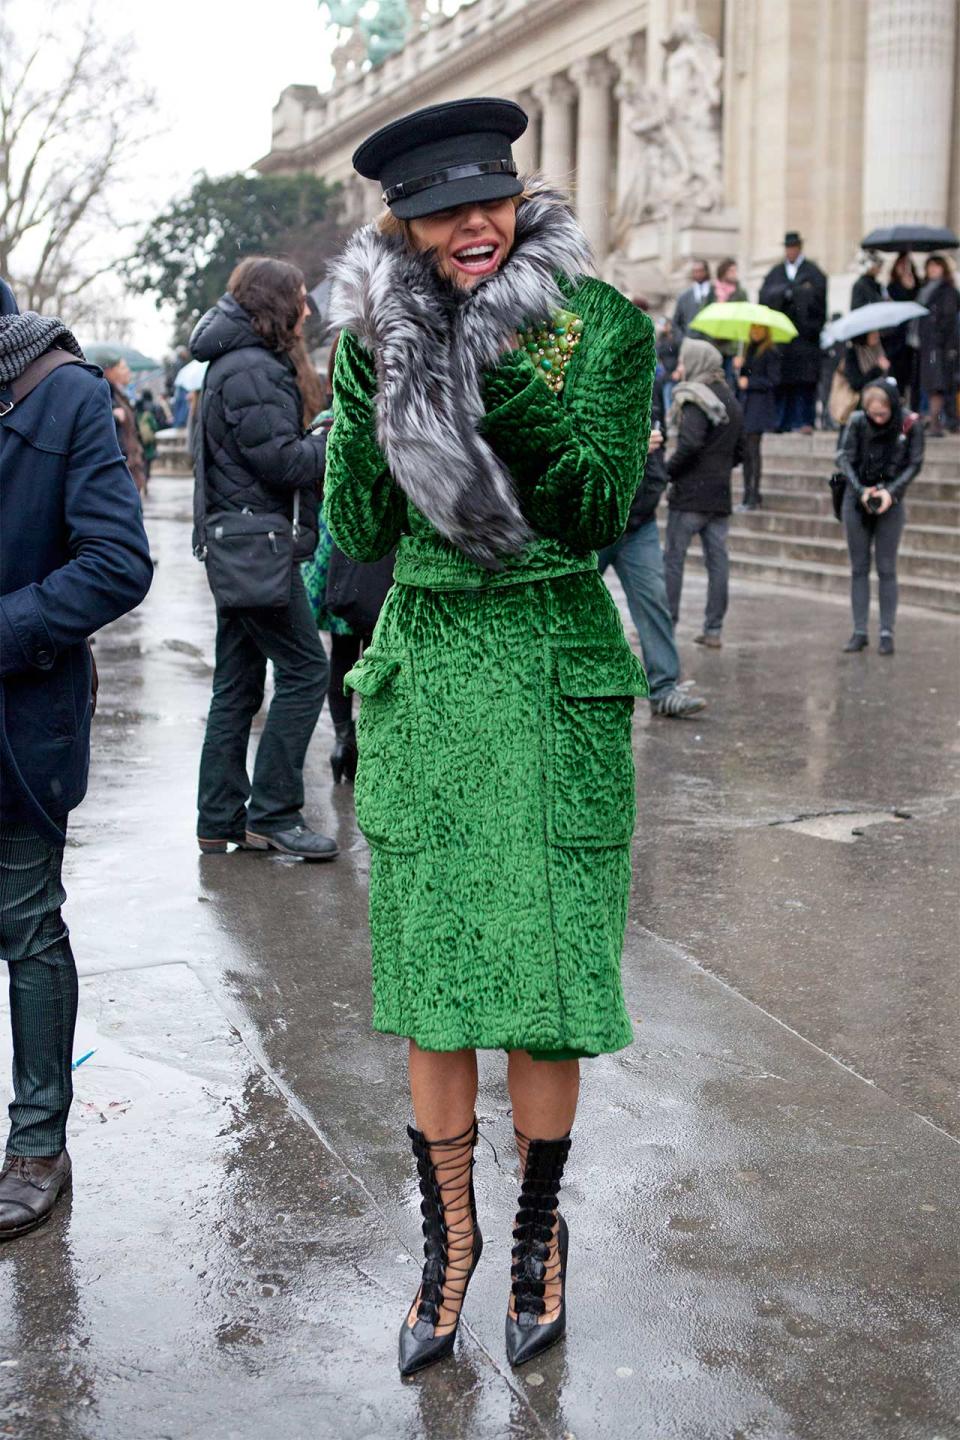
505, 1131, 571, 1368
398, 1118, 482, 1377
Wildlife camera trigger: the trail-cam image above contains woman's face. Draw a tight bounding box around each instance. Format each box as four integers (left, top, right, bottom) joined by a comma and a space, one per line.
749, 324, 767, 342
865, 330, 880, 346
723, 263, 738, 284
864, 393, 892, 425
926, 259, 945, 281
409, 198, 517, 288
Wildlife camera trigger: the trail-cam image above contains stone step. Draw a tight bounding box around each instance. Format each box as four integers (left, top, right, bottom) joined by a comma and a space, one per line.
762, 455, 959, 481
764, 468, 959, 503
737, 508, 960, 555
764, 430, 960, 460
721, 527, 959, 583
756, 488, 960, 528
681, 548, 960, 614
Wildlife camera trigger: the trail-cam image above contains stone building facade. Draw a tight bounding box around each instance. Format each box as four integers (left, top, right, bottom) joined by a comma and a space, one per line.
256, 0, 960, 307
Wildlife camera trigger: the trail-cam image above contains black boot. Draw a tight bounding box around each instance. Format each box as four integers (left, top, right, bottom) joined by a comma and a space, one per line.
505, 1131, 571, 1368
330, 720, 357, 784
398, 1119, 483, 1377
843, 632, 869, 653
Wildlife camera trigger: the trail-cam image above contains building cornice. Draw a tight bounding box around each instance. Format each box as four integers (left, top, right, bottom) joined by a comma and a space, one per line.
255, 0, 586, 174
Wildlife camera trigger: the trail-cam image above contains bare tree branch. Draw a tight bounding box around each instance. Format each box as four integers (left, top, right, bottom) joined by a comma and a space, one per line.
0, 0, 158, 299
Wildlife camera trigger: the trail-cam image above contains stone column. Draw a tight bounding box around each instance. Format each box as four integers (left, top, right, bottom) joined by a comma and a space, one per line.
862, 0, 958, 230
571, 57, 617, 263
513, 90, 540, 178
531, 74, 577, 193
610, 36, 645, 215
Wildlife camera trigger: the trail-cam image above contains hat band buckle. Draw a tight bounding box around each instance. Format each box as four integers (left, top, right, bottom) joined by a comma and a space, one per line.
383, 159, 518, 206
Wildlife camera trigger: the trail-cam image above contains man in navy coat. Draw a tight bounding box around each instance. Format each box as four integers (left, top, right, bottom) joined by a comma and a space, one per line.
0, 277, 153, 1238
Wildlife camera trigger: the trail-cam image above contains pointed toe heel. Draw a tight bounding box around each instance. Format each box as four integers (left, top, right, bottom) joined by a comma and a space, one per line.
506, 1214, 568, 1366
398, 1119, 482, 1377
506, 1132, 572, 1369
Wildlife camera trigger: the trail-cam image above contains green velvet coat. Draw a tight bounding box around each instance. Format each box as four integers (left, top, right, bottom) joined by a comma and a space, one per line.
325, 276, 655, 1057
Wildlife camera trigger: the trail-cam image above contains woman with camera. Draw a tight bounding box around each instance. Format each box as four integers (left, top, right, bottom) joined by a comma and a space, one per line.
836, 378, 924, 655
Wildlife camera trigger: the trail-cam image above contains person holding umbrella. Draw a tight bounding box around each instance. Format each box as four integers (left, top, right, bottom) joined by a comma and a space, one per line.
918, 254, 959, 436
835, 377, 924, 656
823, 301, 930, 428
886, 253, 922, 404
735, 324, 781, 510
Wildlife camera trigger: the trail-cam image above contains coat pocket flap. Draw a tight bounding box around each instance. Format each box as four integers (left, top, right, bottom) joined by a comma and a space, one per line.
554, 644, 649, 699
344, 652, 400, 697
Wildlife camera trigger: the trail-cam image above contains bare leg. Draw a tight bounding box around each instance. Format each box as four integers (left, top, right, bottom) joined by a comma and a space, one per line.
405, 1043, 479, 1334
507, 1051, 580, 1323
929, 393, 944, 432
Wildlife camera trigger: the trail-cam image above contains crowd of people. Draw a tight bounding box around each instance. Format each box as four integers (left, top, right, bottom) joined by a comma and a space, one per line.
0, 88, 949, 1384
657, 238, 959, 437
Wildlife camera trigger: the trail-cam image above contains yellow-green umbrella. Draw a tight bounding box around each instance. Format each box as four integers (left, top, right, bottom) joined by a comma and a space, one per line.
690, 301, 798, 344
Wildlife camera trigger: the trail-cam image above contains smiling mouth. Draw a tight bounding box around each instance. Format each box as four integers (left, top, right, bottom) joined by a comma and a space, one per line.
449, 242, 501, 276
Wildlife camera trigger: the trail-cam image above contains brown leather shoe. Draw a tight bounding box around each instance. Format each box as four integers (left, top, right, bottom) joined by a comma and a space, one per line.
0, 1151, 72, 1240
693, 633, 722, 649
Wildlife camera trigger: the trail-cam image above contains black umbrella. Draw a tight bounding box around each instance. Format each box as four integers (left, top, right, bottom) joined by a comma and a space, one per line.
861, 224, 959, 253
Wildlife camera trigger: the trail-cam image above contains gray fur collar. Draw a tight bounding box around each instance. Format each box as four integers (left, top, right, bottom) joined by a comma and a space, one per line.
327, 183, 593, 567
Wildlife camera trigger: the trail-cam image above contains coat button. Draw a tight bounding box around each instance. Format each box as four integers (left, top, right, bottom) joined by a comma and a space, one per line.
35, 649, 52, 666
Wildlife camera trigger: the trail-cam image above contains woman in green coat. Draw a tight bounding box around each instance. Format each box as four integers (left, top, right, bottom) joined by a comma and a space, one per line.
325, 99, 654, 1377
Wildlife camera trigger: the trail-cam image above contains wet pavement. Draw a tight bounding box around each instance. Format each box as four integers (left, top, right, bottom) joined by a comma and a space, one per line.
2, 476, 958, 1440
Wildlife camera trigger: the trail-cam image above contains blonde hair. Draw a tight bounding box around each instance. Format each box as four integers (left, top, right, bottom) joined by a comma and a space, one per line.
376, 186, 531, 248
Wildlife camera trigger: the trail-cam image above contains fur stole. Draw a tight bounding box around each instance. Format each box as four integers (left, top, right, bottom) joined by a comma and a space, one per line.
327, 183, 593, 567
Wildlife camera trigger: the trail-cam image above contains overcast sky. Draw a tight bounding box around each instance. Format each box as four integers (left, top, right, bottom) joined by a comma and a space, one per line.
119, 0, 335, 193
95, 0, 337, 353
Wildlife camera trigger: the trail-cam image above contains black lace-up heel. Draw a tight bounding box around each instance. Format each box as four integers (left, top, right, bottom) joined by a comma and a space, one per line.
399, 1118, 482, 1377
505, 1130, 571, 1368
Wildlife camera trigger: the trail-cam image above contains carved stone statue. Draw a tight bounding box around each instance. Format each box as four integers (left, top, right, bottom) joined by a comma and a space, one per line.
614, 16, 724, 232
323, 0, 413, 72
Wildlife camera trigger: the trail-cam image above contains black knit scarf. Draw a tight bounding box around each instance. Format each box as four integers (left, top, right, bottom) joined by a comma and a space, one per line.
0, 312, 84, 386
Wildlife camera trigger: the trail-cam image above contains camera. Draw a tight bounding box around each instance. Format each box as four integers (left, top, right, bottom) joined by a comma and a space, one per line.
866, 491, 884, 513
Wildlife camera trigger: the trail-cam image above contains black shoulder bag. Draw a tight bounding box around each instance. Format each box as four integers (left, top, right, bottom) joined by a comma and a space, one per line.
192, 377, 301, 610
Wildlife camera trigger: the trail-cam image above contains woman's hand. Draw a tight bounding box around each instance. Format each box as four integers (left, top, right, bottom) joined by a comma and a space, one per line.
878, 355, 890, 372
501, 332, 521, 354
874, 487, 894, 514
647, 427, 664, 455
732, 354, 744, 371
738, 375, 749, 390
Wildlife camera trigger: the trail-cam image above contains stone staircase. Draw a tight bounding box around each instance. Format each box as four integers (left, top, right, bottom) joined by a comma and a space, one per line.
154, 428, 192, 474
671, 431, 959, 614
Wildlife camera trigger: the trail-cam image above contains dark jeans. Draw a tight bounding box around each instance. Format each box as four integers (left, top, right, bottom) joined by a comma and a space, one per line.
597, 519, 680, 700
0, 821, 77, 1157
663, 509, 730, 636
777, 384, 816, 431
742, 432, 763, 499
842, 488, 907, 634
198, 569, 328, 837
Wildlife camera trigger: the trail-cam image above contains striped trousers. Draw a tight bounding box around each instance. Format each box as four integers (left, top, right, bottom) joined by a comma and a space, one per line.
0, 821, 78, 1156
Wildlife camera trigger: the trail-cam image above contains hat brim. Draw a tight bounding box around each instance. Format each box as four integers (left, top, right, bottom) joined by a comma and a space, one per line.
390, 170, 523, 221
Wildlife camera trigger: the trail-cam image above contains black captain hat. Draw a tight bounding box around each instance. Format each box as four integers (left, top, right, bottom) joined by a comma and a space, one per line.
352, 97, 528, 220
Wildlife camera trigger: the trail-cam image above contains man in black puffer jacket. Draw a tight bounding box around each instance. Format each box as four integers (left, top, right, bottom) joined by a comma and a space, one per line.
597, 374, 707, 717
191, 273, 336, 862
663, 338, 744, 648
